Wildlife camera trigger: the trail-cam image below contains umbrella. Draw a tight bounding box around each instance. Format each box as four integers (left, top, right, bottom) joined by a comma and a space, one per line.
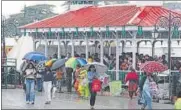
65, 57, 87, 69
36, 60, 47, 70
45, 59, 57, 67
140, 61, 168, 74
23, 52, 44, 60
51, 59, 66, 70
23, 53, 47, 62
83, 62, 108, 74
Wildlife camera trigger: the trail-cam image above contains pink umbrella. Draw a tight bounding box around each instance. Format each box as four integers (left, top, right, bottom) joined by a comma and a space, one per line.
140, 61, 168, 74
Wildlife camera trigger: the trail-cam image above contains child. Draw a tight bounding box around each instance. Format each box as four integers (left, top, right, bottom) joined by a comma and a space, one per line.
79, 69, 89, 99
175, 91, 181, 109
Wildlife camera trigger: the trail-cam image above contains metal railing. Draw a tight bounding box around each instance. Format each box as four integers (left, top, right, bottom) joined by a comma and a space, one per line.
106, 70, 180, 84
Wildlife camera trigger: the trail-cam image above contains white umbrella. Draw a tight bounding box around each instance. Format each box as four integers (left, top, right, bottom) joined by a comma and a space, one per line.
83, 62, 108, 74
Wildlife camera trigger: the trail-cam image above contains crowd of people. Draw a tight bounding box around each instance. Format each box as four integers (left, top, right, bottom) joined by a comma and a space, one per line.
2, 51, 181, 109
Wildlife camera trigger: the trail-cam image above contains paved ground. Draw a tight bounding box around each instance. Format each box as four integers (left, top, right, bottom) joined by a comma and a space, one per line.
2, 89, 173, 109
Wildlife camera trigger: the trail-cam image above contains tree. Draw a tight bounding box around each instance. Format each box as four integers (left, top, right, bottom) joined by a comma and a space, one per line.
61, 0, 129, 11
4, 4, 57, 37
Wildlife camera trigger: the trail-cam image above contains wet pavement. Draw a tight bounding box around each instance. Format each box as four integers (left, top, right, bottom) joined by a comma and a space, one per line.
2, 89, 173, 109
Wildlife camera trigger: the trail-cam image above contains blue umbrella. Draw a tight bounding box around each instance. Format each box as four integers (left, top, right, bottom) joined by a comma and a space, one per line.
24, 54, 47, 62
23, 52, 44, 59
77, 58, 87, 66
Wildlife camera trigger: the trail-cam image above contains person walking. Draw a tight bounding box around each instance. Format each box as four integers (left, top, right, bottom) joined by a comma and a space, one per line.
40, 67, 54, 104
56, 67, 64, 93
87, 65, 99, 109
125, 67, 138, 99
36, 70, 43, 92
24, 62, 37, 104
141, 74, 155, 110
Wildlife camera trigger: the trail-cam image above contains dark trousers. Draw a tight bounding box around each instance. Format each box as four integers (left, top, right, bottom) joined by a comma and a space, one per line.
89, 83, 97, 106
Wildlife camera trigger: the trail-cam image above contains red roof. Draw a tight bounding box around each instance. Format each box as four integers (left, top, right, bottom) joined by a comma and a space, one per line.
20, 5, 181, 29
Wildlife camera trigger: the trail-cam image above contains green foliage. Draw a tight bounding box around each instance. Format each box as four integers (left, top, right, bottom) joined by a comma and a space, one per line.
4, 4, 57, 37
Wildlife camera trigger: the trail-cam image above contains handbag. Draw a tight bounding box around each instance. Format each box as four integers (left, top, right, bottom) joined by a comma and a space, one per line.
138, 93, 145, 105
148, 77, 159, 97
126, 81, 129, 86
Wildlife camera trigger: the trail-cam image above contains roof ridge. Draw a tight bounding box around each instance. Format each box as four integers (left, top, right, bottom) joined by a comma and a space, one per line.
127, 6, 144, 25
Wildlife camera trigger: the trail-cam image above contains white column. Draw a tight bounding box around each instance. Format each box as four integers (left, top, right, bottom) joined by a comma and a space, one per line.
109, 45, 111, 56
71, 34, 74, 57
85, 36, 89, 60
33, 39, 36, 51
100, 33, 104, 64
57, 35, 61, 59
45, 37, 48, 57
116, 31, 120, 80
132, 33, 137, 69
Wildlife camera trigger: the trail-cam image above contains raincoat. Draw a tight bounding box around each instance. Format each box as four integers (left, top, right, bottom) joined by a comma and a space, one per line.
142, 77, 152, 109
174, 98, 181, 109
78, 69, 89, 98
125, 72, 138, 92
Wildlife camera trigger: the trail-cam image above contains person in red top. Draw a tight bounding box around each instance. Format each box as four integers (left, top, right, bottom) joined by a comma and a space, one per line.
125, 67, 139, 99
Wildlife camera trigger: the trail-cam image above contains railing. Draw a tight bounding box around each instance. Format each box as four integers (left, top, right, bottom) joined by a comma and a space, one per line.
106, 70, 180, 84
1, 58, 18, 89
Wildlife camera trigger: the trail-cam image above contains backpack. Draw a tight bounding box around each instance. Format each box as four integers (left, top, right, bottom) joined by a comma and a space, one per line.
148, 77, 159, 97
92, 79, 101, 92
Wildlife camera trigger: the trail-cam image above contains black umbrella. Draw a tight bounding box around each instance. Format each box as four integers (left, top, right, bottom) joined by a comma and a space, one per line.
51, 59, 66, 70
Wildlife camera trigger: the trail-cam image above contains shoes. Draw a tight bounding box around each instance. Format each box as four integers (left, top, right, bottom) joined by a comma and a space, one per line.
45, 101, 51, 104
30, 102, 34, 105
26, 101, 30, 104
90, 106, 94, 109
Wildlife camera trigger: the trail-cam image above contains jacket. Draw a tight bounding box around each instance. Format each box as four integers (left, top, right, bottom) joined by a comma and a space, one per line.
139, 75, 147, 91
40, 71, 54, 82
174, 98, 181, 109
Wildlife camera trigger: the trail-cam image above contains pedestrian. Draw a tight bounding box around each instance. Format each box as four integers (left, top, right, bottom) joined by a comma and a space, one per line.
24, 62, 37, 104
40, 67, 54, 104
55, 67, 64, 93
87, 65, 99, 109
174, 91, 181, 109
141, 73, 157, 110
73, 64, 81, 96
79, 69, 89, 99
125, 67, 138, 99
36, 70, 43, 92
171, 67, 181, 103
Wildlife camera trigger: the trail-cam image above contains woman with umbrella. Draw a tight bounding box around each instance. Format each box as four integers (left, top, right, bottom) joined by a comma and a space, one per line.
138, 61, 167, 109
87, 65, 99, 109
125, 67, 138, 99
24, 62, 37, 104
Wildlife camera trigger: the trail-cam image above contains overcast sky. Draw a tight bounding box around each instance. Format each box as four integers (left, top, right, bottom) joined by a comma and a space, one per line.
2, 1, 181, 17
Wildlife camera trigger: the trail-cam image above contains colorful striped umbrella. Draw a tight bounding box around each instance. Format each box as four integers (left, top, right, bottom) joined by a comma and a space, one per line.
65, 57, 87, 69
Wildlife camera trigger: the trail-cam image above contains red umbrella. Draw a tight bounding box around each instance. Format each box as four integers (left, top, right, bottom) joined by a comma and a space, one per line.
140, 61, 168, 74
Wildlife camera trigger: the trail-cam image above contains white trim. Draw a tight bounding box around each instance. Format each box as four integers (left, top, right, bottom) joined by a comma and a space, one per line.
22, 26, 181, 33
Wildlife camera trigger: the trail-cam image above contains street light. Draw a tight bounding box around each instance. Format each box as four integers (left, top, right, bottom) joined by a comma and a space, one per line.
152, 26, 160, 57
155, 11, 181, 103
1, 15, 6, 62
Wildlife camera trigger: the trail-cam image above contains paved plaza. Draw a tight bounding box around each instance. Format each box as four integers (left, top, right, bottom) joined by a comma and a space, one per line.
2, 89, 173, 109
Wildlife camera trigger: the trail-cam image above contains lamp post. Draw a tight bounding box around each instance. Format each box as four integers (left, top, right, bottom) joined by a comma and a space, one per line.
152, 26, 159, 57
155, 11, 181, 103
1, 15, 6, 63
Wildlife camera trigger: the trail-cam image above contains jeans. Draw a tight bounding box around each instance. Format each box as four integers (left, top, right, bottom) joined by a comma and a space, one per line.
143, 90, 152, 109
89, 83, 97, 106
26, 79, 35, 102
56, 79, 62, 92
43, 81, 52, 102
37, 78, 43, 91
